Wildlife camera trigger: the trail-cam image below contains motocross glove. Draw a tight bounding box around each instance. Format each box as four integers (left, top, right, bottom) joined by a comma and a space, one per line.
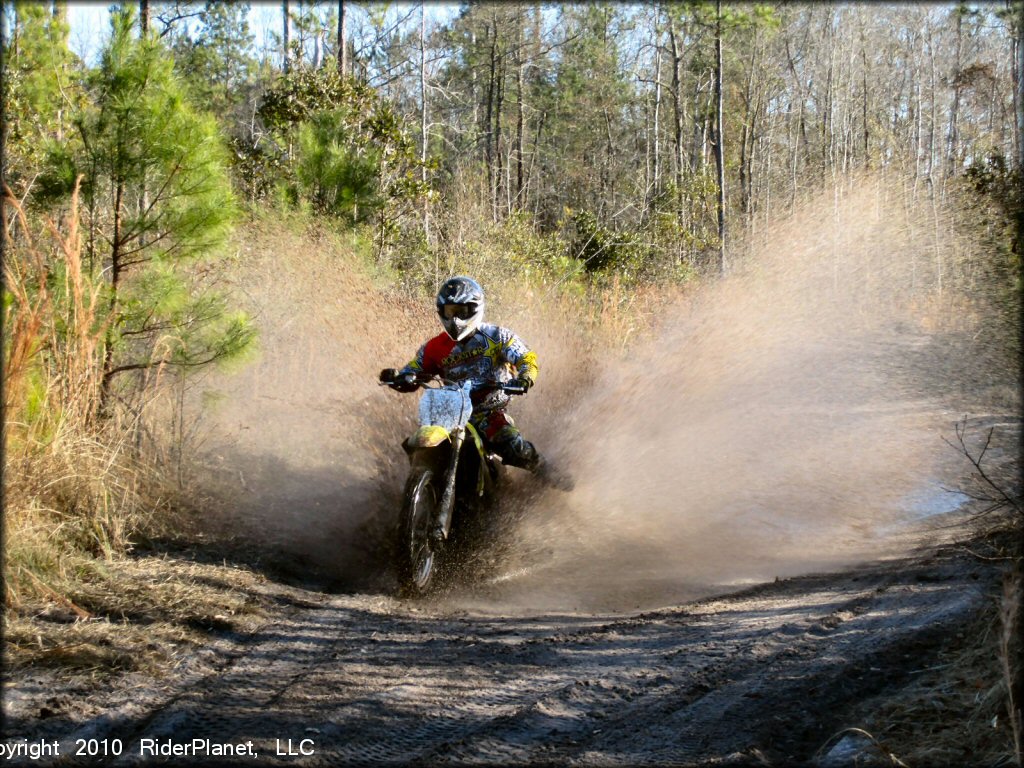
514, 375, 534, 392
380, 368, 419, 391
392, 372, 420, 393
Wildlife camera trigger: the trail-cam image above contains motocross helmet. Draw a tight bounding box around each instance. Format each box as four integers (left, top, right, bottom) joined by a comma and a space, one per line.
436, 276, 485, 341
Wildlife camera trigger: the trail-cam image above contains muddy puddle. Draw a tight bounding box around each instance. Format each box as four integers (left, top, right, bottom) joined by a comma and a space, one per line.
413, 459, 984, 618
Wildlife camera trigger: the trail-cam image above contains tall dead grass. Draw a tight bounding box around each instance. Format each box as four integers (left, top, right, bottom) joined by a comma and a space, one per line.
3, 184, 170, 614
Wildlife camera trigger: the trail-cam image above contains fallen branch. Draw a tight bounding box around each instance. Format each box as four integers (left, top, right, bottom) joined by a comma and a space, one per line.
19, 567, 93, 622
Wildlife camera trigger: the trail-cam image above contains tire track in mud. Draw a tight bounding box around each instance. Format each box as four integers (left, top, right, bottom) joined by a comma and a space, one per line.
17, 545, 995, 767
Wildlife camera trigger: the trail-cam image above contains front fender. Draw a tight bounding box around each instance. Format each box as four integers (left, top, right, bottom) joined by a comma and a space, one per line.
406, 425, 451, 450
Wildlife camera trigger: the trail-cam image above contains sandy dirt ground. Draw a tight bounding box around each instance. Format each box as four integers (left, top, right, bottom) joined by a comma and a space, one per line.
2, 506, 1010, 768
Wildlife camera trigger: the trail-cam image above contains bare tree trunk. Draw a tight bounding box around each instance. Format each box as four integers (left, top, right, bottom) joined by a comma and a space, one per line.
337, 0, 347, 75
927, 20, 937, 179
822, 8, 835, 176
515, 13, 525, 208
946, 3, 964, 177
496, 55, 506, 218
645, 70, 652, 205
668, 17, 685, 232
528, 3, 542, 210
470, 27, 478, 131
914, 80, 922, 185
653, 36, 662, 197
486, 19, 497, 223
860, 23, 870, 168
714, 0, 726, 276
788, 96, 799, 208
602, 106, 615, 217
529, 107, 546, 221
700, 83, 711, 172
137, 0, 151, 253
420, 4, 429, 241
100, 182, 126, 412
282, 0, 291, 72
739, 33, 759, 217
784, 33, 812, 184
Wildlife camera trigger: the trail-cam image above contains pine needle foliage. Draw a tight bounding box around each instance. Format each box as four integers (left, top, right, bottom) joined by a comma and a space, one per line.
36, 7, 253, 409
249, 65, 427, 249
1, 3, 81, 194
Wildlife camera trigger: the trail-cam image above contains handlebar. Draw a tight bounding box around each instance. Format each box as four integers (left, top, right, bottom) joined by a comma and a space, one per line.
379, 369, 526, 395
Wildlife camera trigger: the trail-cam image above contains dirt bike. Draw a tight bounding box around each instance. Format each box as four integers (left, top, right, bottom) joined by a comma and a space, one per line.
379, 369, 527, 597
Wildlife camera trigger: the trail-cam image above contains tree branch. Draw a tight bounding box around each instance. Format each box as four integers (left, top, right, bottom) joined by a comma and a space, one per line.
943, 418, 1023, 518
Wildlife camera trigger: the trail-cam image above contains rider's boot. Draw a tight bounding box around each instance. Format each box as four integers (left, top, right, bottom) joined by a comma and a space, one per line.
534, 456, 575, 492
492, 429, 539, 470
493, 431, 575, 492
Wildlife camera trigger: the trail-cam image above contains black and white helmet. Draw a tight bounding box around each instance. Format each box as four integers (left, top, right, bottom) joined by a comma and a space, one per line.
436, 276, 485, 341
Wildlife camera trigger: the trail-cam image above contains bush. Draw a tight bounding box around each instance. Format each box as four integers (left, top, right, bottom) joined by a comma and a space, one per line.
254, 65, 427, 248
569, 210, 646, 278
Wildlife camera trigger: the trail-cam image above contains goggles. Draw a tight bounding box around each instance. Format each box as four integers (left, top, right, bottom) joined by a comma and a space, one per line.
441, 303, 477, 320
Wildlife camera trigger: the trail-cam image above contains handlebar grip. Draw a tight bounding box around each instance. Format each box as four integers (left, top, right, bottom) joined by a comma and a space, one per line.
379, 370, 422, 391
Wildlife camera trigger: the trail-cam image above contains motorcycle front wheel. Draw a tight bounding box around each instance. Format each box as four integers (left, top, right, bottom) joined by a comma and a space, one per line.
396, 467, 440, 597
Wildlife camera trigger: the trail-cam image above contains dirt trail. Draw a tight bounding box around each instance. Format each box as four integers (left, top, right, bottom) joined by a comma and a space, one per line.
2, 509, 1004, 767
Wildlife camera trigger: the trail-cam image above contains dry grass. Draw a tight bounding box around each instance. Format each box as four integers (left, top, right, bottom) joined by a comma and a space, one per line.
3, 181, 105, 426
4, 185, 136, 598
3, 554, 267, 675
842, 590, 1018, 766
2, 185, 244, 672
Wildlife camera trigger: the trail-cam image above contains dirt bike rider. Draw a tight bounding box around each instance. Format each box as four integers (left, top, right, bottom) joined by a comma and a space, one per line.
380, 276, 569, 489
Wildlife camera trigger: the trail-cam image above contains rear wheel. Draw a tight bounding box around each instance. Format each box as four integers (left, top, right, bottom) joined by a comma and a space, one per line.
396, 468, 440, 597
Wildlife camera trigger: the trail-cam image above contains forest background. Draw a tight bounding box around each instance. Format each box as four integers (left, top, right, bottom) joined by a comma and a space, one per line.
1, 0, 1022, 712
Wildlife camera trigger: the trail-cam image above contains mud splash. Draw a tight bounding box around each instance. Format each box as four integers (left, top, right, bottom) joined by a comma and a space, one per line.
183, 220, 436, 589
443, 174, 1015, 612
190, 176, 1014, 611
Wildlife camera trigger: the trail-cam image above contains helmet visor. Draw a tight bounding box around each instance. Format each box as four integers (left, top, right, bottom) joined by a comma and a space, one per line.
441, 303, 477, 320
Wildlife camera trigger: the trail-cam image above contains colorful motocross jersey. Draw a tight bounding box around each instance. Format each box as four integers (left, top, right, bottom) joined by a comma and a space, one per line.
401, 323, 539, 412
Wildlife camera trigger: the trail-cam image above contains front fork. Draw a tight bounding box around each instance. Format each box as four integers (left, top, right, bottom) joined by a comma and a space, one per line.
434, 427, 465, 541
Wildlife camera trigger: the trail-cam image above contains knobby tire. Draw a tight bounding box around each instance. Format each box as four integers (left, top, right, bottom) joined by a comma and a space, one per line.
396, 467, 440, 597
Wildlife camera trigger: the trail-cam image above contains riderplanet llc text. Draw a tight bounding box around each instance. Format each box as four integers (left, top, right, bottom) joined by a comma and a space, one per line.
1, 737, 317, 760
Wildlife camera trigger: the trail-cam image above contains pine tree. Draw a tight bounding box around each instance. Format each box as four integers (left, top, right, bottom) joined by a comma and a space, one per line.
171, 2, 257, 126
2, 3, 80, 196
38, 7, 253, 412
544, 6, 635, 224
